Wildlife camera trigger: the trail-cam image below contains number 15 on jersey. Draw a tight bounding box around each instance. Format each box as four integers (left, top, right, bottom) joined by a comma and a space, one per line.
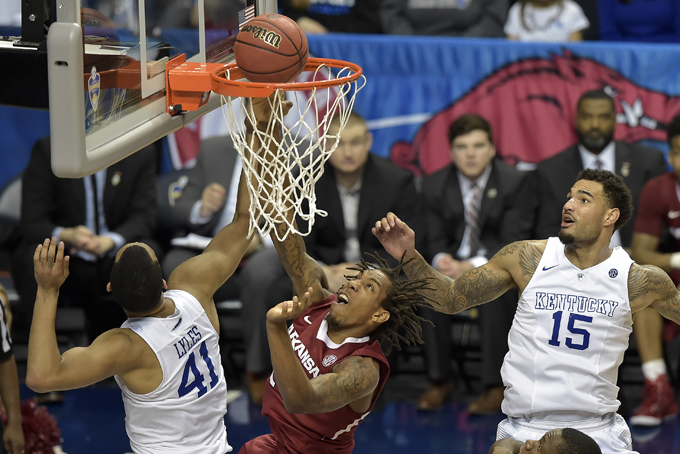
548, 311, 593, 351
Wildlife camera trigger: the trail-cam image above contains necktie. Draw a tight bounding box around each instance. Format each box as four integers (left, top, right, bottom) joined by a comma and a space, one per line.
466, 184, 483, 257
595, 159, 603, 170
90, 174, 100, 234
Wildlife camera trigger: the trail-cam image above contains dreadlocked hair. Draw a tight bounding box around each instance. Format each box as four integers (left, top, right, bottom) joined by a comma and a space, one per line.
345, 252, 437, 354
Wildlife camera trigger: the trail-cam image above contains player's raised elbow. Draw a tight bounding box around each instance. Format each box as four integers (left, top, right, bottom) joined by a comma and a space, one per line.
25, 368, 55, 393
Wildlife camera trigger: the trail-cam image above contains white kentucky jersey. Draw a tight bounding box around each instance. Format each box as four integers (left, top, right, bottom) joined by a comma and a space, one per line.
501, 237, 634, 420
114, 289, 231, 453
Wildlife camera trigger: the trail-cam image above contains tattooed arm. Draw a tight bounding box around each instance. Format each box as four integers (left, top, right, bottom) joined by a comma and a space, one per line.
272, 221, 330, 302
373, 213, 542, 314
245, 95, 330, 302
267, 289, 380, 414
629, 263, 680, 324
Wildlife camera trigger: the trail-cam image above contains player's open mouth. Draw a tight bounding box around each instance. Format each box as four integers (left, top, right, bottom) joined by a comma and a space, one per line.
561, 214, 574, 228
337, 293, 349, 304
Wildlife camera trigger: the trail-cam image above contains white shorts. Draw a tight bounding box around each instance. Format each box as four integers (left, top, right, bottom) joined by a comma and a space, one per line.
496, 413, 638, 454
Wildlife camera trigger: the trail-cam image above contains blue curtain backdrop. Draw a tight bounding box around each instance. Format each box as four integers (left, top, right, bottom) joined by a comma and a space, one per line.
2, 33, 680, 187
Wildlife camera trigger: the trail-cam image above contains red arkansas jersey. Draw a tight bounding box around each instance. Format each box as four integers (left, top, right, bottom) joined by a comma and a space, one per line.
634, 172, 680, 283
262, 293, 390, 454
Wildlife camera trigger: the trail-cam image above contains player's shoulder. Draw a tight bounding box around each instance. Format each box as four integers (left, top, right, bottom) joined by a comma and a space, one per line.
628, 262, 676, 304
89, 328, 143, 359
497, 239, 547, 259
333, 354, 382, 379
629, 262, 669, 282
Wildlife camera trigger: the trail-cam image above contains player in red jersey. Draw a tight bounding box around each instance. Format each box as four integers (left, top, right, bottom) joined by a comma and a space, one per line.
239, 98, 435, 454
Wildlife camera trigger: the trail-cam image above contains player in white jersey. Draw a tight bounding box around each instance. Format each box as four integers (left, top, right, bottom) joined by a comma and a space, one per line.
373, 168, 680, 454
24, 98, 285, 453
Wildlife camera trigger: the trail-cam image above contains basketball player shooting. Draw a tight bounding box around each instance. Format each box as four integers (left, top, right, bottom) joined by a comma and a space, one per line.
239, 95, 436, 454
26, 155, 259, 452
373, 168, 680, 454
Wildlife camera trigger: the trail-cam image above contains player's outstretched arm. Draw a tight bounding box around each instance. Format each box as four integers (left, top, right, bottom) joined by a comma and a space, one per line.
245, 94, 328, 301
629, 263, 680, 324
167, 168, 252, 306
266, 290, 379, 414
26, 238, 139, 392
373, 212, 520, 314
168, 96, 293, 308
271, 220, 329, 302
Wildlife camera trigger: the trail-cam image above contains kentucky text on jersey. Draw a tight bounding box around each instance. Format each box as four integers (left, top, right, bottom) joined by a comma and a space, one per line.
173, 325, 203, 359
535, 292, 620, 317
288, 324, 320, 377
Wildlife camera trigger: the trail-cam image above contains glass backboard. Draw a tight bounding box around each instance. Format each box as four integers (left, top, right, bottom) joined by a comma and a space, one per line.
47, 0, 276, 177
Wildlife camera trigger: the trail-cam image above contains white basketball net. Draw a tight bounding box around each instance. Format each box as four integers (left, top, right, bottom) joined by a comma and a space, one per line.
220, 64, 366, 242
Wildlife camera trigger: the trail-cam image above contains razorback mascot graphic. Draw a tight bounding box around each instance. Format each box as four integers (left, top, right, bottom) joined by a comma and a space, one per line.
391, 50, 680, 176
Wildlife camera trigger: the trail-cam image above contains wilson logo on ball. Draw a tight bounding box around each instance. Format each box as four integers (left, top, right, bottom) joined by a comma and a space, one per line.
241, 25, 282, 49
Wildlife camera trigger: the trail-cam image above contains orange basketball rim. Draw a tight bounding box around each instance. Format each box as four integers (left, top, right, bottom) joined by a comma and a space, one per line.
164, 53, 363, 114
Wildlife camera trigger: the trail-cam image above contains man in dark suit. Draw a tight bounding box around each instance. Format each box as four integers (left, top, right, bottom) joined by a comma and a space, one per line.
300, 113, 424, 280
535, 89, 669, 422
13, 136, 159, 345
417, 114, 536, 412
161, 135, 279, 405
535, 89, 667, 246
246, 111, 424, 402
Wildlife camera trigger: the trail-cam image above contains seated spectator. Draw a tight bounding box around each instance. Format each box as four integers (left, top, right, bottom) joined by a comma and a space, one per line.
12, 137, 160, 346
629, 114, 680, 426
380, 0, 509, 37
598, 0, 680, 43
279, 0, 382, 34
505, 0, 589, 42
418, 114, 535, 412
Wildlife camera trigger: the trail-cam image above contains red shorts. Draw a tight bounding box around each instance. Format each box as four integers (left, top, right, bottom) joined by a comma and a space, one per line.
239, 434, 286, 454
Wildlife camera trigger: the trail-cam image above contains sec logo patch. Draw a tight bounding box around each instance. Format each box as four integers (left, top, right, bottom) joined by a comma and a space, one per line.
322, 355, 337, 367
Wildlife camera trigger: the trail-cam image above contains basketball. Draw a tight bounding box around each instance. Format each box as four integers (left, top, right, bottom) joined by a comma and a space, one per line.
234, 14, 309, 83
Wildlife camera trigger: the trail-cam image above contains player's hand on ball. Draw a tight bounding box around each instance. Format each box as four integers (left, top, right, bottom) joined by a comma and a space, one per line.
267, 287, 314, 323
250, 92, 293, 125
34, 237, 70, 291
